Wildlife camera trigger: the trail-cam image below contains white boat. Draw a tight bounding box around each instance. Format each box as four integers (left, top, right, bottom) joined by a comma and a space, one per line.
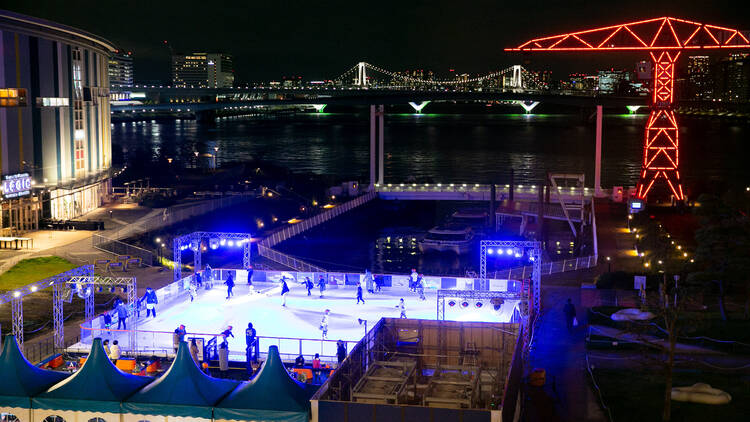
450, 209, 489, 230
419, 225, 474, 254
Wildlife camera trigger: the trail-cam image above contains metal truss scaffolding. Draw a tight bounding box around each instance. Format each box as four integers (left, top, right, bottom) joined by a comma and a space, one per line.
173, 231, 252, 282
436, 289, 522, 321
0, 265, 94, 352
479, 240, 541, 316
506, 17, 750, 201
67, 276, 138, 350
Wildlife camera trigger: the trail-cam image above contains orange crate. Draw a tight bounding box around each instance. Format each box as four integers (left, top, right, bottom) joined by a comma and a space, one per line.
48, 355, 64, 369
116, 358, 136, 372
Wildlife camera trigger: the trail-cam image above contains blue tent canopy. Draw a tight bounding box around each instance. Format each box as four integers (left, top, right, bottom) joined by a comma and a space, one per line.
0, 335, 70, 409
214, 345, 312, 422
32, 338, 152, 413
123, 341, 238, 418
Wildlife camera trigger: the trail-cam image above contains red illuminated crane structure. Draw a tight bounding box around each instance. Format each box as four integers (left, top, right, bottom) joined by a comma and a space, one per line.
506, 17, 750, 200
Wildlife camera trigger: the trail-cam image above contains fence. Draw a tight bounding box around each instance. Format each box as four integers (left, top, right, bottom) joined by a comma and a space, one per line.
92, 234, 155, 266
118, 193, 255, 241
259, 191, 376, 248
258, 191, 376, 271
486, 255, 598, 280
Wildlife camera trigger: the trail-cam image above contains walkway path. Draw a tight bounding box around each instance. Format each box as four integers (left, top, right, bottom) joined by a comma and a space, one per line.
525, 285, 608, 422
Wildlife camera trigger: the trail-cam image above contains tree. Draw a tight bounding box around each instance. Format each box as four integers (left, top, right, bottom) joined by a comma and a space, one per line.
689, 194, 750, 320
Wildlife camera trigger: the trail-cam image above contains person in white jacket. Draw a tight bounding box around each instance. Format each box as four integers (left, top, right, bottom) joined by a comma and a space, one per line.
109, 340, 121, 360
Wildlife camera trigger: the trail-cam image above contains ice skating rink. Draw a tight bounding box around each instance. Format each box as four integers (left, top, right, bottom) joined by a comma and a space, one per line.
78, 282, 518, 360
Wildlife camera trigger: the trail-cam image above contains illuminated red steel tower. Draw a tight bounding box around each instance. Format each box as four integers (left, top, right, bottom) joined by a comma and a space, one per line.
506, 17, 750, 200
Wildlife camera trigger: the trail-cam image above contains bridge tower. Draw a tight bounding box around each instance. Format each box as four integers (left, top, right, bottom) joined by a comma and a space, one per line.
511, 65, 523, 89
507, 17, 750, 201
356, 62, 369, 87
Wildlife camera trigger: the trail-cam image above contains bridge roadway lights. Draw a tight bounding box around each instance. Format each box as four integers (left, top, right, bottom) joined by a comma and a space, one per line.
312, 104, 327, 113
408, 101, 430, 114
517, 101, 539, 114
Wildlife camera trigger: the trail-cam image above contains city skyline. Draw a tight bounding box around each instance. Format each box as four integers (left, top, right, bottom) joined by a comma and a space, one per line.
4, 0, 750, 83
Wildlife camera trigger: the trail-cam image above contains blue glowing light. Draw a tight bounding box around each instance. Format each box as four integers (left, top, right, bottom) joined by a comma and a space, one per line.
529, 256, 535, 262
220, 239, 227, 246
487, 248, 494, 254
497, 249, 504, 255
228, 240, 235, 247
506, 248, 513, 255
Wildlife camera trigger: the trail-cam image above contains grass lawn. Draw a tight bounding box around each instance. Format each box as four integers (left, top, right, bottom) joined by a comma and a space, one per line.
0, 256, 77, 291
594, 367, 750, 422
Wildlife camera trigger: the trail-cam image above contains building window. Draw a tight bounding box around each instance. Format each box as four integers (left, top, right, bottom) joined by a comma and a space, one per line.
37, 97, 70, 107
0, 88, 27, 106
72, 48, 85, 175
43, 416, 67, 422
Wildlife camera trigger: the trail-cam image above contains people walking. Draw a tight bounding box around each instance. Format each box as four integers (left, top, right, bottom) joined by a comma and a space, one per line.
218, 336, 229, 378
317, 275, 326, 298
281, 277, 290, 306
225, 274, 235, 299
397, 298, 407, 319
245, 322, 257, 365
563, 298, 577, 332
356, 284, 365, 304
190, 338, 200, 365
336, 340, 347, 364
305, 277, 313, 296
320, 309, 330, 340
116, 301, 128, 330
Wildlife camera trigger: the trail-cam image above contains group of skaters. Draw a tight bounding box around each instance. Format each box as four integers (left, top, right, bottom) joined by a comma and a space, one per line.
100, 286, 159, 333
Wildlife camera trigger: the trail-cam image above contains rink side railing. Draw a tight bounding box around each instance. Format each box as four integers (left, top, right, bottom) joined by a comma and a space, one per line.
258, 191, 376, 272
485, 255, 598, 280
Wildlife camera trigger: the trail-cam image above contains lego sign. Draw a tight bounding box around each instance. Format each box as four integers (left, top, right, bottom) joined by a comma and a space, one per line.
2, 173, 32, 199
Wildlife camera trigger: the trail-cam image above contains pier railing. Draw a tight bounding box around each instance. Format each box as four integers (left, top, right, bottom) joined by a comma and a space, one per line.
376, 183, 609, 201
486, 254, 598, 280
92, 234, 155, 266
260, 191, 376, 248
258, 191, 376, 271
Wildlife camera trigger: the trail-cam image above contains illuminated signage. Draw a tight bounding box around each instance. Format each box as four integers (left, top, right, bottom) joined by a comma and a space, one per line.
2, 173, 32, 199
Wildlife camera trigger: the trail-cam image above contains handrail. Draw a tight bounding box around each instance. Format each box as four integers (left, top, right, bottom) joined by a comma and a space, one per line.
80, 326, 348, 344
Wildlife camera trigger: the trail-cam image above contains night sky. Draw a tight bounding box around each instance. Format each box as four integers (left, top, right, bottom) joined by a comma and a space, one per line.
4, 0, 749, 83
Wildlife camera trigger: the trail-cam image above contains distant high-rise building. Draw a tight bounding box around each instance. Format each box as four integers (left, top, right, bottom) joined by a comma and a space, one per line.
597, 69, 631, 93
171, 53, 234, 88
686, 56, 712, 99
714, 53, 750, 102
109, 51, 134, 88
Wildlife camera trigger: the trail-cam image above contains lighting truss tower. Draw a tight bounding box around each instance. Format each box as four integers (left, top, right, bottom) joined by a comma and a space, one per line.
506, 17, 750, 200
479, 240, 541, 316
173, 231, 252, 282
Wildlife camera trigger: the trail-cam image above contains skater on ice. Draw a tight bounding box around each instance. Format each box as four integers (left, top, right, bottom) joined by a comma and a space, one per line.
115, 300, 128, 329
356, 284, 365, 304
247, 264, 254, 284
320, 309, 330, 339
416, 275, 426, 301
245, 322, 257, 363
224, 274, 235, 299
189, 281, 198, 302
305, 277, 313, 296
317, 275, 326, 297
409, 269, 418, 291
221, 326, 235, 340
281, 277, 290, 306
396, 298, 407, 318
141, 287, 158, 318
364, 269, 374, 294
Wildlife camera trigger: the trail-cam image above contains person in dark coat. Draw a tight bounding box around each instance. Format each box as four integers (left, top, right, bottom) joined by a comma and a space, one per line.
247, 264, 254, 284
336, 340, 347, 364
281, 277, 290, 306
116, 301, 128, 329
141, 287, 158, 318
305, 277, 313, 296
225, 274, 235, 299
563, 298, 577, 332
245, 322, 257, 365
317, 275, 326, 298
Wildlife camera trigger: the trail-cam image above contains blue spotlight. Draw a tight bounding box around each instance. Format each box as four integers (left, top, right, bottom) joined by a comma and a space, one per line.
506, 248, 513, 255
220, 239, 227, 246
228, 240, 235, 247
497, 249, 504, 255
487, 248, 494, 254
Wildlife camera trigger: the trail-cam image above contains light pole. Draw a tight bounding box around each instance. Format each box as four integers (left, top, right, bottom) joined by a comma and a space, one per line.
606, 256, 611, 272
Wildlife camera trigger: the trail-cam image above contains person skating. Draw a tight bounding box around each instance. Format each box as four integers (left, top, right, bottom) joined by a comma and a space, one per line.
189, 281, 198, 302
204, 264, 213, 289
396, 298, 407, 318
281, 277, 290, 306
247, 264, 254, 284
317, 275, 326, 297
142, 287, 158, 318
320, 309, 330, 340
356, 284, 365, 304
563, 298, 577, 332
409, 269, 418, 291
305, 277, 313, 296
116, 301, 128, 330
224, 274, 235, 299
417, 275, 426, 301
221, 326, 235, 342
364, 269, 374, 294
195, 272, 202, 289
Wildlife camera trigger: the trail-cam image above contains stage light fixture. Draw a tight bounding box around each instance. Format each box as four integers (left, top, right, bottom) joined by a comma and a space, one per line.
461, 301, 469, 308
487, 248, 494, 254
228, 240, 235, 247
448, 300, 456, 307
220, 239, 227, 246
497, 249, 504, 255
209, 238, 219, 249
506, 248, 513, 255
475, 301, 483, 308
